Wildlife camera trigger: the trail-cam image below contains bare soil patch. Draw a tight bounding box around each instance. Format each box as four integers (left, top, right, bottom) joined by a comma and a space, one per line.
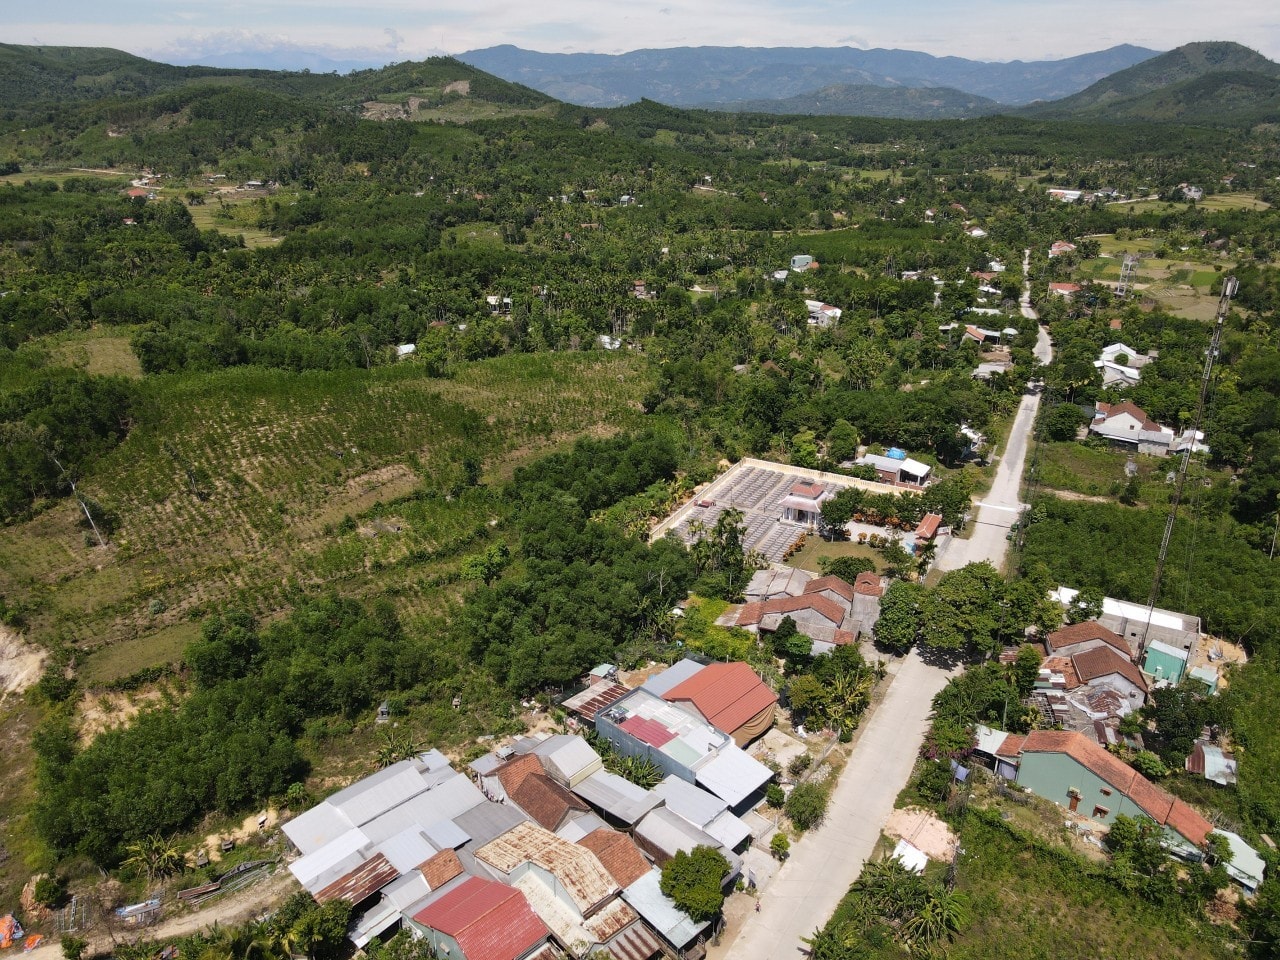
0, 626, 45, 701
77, 689, 164, 745
884, 806, 958, 861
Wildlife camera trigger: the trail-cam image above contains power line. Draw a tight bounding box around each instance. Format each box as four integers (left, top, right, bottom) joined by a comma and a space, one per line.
1140, 276, 1236, 654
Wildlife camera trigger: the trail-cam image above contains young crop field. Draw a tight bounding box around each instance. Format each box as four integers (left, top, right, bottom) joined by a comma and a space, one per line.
188, 194, 283, 247
46, 328, 145, 378
0, 351, 653, 678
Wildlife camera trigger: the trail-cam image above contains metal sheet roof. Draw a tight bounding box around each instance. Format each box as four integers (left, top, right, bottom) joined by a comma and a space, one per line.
290, 828, 370, 889
374, 827, 436, 873
572, 771, 663, 825
621, 870, 709, 949
452, 799, 531, 847
702, 810, 752, 852
476, 821, 618, 915
534, 735, 607, 784
694, 747, 772, 807
423, 818, 471, 851
314, 852, 399, 905
654, 776, 726, 828
360, 775, 486, 845
1215, 829, 1265, 889
641, 659, 706, 697
283, 801, 357, 856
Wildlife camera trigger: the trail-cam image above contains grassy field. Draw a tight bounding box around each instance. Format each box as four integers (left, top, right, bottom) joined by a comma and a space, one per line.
1033, 442, 1136, 497
46, 328, 145, 378
0, 352, 653, 678
786, 537, 884, 574
188, 196, 282, 247
1107, 192, 1269, 214
821, 770, 1235, 960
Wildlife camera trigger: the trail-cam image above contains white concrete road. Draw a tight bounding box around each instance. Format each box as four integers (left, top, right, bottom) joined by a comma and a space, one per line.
713, 253, 1054, 960
712, 651, 956, 960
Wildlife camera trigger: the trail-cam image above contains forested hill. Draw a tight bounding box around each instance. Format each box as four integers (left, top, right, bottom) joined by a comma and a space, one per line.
702, 83, 1003, 120
1021, 41, 1280, 124
0, 44, 552, 117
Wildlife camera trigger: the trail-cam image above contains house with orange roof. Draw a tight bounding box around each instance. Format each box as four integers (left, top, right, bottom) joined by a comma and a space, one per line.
662, 661, 778, 747
1013, 730, 1211, 854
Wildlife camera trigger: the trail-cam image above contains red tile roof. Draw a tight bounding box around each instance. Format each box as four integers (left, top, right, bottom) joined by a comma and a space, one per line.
1095, 401, 1161, 432
1019, 731, 1211, 847
803, 575, 855, 602
1072, 646, 1147, 693
1045, 621, 1131, 658
1041, 656, 1081, 689
496, 753, 546, 797
578, 829, 652, 889
420, 849, 464, 890
832, 629, 859, 646
915, 513, 942, 540
853, 572, 884, 597
510, 772, 590, 832
619, 714, 676, 747
662, 661, 779, 737
415, 877, 549, 960
314, 852, 398, 905
995, 734, 1025, 757
789, 480, 825, 499
748, 593, 847, 626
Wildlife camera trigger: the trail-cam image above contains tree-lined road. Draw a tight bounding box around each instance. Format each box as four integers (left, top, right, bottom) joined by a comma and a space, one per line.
714, 252, 1052, 960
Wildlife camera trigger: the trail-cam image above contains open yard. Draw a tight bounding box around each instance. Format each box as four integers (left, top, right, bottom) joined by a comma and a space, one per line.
785, 536, 884, 574
1107, 192, 1269, 214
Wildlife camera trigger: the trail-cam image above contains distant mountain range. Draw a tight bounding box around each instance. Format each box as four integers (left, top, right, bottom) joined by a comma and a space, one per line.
457, 44, 1161, 108
1, 40, 1276, 127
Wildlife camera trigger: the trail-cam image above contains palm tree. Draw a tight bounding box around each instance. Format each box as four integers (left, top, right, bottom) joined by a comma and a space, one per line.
123, 834, 187, 883
902, 888, 970, 952
374, 728, 423, 769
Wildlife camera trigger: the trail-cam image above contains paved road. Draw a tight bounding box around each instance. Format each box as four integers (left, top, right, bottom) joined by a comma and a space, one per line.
712, 651, 956, 960
715, 254, 1054, 960
936, 251, 1050, 572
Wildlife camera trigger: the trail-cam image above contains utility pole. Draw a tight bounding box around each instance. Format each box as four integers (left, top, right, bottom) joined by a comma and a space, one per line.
1140, 276, 1236, 653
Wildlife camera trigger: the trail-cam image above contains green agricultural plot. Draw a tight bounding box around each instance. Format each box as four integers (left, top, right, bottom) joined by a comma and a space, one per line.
46, 328, 145, 378
0, 352, 652, 676
188, 195, 282, 247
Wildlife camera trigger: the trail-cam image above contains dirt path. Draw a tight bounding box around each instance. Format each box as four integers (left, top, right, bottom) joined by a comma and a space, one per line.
1041, 488, 1115, 504
24, 869, 299, 960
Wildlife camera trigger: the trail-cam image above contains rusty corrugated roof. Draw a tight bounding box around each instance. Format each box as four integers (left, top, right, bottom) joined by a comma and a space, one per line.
314, 852, 398, 905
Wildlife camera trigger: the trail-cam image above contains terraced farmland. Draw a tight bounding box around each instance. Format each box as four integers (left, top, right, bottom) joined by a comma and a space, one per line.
0, 351, 652, 680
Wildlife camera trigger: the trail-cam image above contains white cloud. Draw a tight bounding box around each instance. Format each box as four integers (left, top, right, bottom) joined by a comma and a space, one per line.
10, 1, 1280, 65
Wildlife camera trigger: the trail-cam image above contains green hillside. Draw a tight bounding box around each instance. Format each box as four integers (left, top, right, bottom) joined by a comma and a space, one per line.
1024, 41, 1280, 123
0, 43, 552, 117
709, 83, 1003, 120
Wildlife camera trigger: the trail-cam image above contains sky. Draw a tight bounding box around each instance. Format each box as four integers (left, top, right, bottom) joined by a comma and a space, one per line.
8, 0, 1280, 70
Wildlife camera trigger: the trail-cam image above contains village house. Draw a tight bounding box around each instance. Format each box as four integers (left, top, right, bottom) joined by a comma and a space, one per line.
282, 738, 718, 958
804, 299, 842, 328
594, 687, 773, 814
409, 877, 552, 960
853, 451, 932, 489
1049, 240, 1077, 258
1089, 401, 1206, 457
